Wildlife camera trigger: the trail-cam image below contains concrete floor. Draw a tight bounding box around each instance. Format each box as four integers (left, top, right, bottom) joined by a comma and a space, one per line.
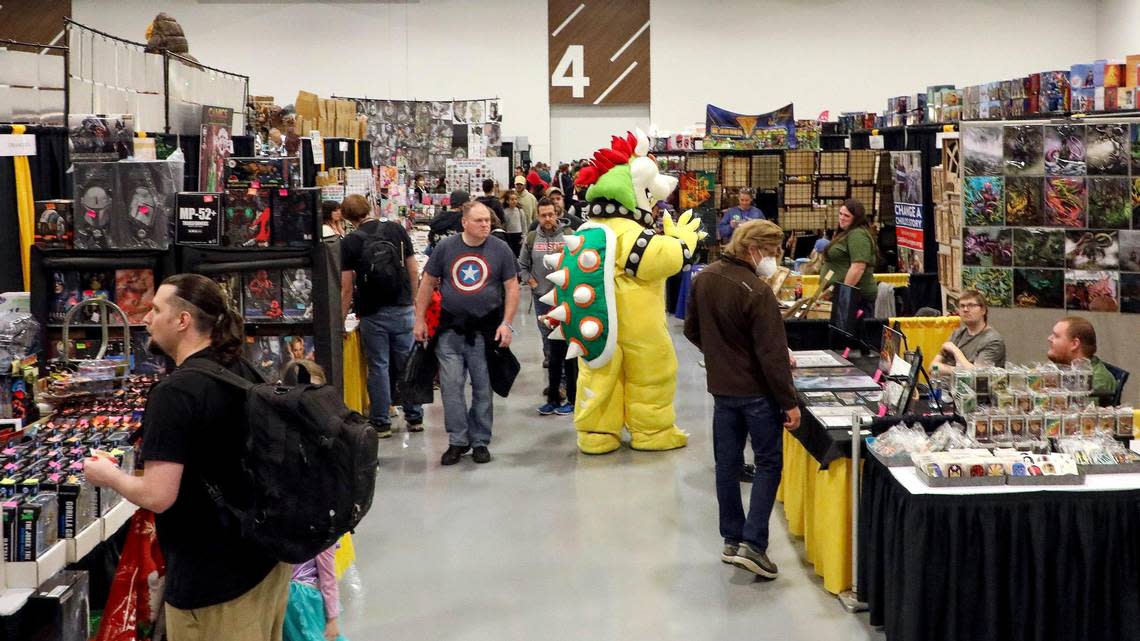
340, 306, 887, 641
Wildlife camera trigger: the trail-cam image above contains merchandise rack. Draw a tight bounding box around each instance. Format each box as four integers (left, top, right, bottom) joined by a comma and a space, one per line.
29, 247, 178, 372
176, 242, 343, 389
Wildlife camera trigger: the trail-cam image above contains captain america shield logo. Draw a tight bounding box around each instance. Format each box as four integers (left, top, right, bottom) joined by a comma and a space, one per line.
451, 254, 490, 293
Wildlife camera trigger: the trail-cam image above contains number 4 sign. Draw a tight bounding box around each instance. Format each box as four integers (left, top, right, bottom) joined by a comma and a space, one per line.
551, 45, 590, 99
547, 0, 650, 106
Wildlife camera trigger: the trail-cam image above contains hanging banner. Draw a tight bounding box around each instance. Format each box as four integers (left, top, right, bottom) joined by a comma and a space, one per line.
704, 103, 797, 150
891, 151, 925, 273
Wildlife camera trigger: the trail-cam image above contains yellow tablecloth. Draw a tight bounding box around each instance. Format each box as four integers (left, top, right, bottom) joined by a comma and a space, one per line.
888, 315, 959, 365
800, 273, 910, 299
776, 432, 853, 595
343, 329, 369, 415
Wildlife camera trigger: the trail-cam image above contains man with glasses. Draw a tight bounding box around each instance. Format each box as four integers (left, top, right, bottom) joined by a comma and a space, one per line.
931, 288, 1007, 373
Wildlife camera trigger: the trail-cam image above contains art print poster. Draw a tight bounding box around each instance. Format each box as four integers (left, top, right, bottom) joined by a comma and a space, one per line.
199, 106, 235, 192
114, 269, 155, 324
891, 151, 925, 274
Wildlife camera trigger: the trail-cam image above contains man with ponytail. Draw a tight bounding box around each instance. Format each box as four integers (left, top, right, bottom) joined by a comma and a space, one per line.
85, 274, 291, 641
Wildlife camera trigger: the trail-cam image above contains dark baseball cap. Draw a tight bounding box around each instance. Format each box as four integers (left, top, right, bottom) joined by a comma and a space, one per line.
449, 190, 470, 207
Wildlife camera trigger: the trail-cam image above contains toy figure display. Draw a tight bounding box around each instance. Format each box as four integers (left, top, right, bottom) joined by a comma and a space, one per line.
73, 163, 116, 250
34, 200, 74, 249
282, 268, 313, 321
540, 130, 706, 454
114, 269, 156, 324
243, 269, 283, 321
225, 157, 287, 188
199, 106, 234, 192
76, 271, 114, 324
68, 114, 134, 161
223, 189, 271, 247
244, 335, 283, 383
175, 192, 223, 245
48, 272, 80, 323
211, 272, 242, 313
270, 188, 318, 247
114, 161, 177, 249
281, 335, 315, 362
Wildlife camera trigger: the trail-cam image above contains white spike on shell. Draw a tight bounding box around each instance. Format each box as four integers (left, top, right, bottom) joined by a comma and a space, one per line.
563, 235, 584, 253
573, 285, 593, 305
547, 269, 568, 288
566, 342, 585, 359
539, 289, 557, 306
543, 253, 561, 269
547, 304, 569, 323
579, 318, 601, 340
549, 325, 565, 340
578, 251, 599, 270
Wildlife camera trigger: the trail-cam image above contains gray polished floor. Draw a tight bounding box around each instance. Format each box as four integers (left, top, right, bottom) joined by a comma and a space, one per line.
340, 306, 886, 641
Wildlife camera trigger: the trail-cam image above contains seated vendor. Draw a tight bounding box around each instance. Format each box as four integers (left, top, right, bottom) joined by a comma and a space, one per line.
820, 199, 878, 315
931, 289, 1006, 373
1046, 316, 1118, 403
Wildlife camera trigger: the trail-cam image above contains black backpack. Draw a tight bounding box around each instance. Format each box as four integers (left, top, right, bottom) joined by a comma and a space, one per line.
183, 358, 380, 563
359, 222, 407, 299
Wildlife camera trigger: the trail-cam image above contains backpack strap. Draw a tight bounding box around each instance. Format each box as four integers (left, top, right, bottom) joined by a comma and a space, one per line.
181, 357, 259, 391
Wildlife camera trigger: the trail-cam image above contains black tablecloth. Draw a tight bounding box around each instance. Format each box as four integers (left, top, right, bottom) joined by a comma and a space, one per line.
790, 354, 958, 467
858, 454, 1140, 641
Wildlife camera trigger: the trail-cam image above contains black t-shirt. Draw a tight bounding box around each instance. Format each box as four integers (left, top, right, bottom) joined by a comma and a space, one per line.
477, 195, 505, 223
340, 219, 416, 315
141, 347, 277, 610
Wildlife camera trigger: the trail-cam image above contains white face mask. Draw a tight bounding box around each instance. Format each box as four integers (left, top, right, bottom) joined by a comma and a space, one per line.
751, 249, 778, 278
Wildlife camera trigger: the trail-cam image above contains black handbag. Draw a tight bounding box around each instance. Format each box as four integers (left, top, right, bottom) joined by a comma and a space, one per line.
399, 341, 437, 405
485, 343, 520, 398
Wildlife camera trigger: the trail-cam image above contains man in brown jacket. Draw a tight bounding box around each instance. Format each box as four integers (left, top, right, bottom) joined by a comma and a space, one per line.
683, 219, 800, 580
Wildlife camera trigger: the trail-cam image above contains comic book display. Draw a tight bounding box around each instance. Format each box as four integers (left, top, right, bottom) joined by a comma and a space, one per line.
961, 120, 1140, 313
46, 269, 156, 325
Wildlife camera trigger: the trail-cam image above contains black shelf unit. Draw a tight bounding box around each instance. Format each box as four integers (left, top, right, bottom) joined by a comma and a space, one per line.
29, 246, 177, 372
175, 242, 343, 389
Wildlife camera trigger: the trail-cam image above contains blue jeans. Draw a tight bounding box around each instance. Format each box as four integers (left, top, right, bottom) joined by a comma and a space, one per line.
712, 395, 784, 550
533, 294, 552, 362
436, 330, 493, 447
360, 306, 423, 426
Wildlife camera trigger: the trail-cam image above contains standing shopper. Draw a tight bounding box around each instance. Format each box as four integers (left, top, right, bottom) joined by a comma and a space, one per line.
820, 198, 878, 314
683, 219, 800, 579
84, 274, 291, 641
518, 199, 567, 384
415, 201, 520, 465
339, 194, 423, 437
513, 175, 538, 230
501, 190, 526, 258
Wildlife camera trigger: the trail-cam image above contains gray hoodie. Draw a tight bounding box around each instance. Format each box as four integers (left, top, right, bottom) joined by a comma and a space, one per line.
518, 221, 568, 296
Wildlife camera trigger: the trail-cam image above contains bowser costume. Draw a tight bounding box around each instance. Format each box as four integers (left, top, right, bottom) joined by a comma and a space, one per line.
539, 130, 706, 454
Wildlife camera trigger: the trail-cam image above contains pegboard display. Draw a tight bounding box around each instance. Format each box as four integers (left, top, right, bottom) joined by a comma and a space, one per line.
751, 154, 782, 190
783, 181, 813, 207
784, 150, 816, 177
779, 206, 831, 231
686, 153, 718, 173
819, 150, 849, 176
721, 156, 750, 187
817, 177, 850, 200
849, 150, 880, 183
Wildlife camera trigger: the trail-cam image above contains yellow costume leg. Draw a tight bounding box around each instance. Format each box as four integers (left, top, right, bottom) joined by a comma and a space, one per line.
574, 345, 625, 454
622, 330, 687, 451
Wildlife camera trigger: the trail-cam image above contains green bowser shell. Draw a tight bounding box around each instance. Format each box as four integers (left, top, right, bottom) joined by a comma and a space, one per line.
539, 222, 618, 368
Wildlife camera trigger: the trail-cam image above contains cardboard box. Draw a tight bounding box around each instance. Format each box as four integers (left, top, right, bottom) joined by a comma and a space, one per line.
295, 90, 319, 122
19, 570, 90, 641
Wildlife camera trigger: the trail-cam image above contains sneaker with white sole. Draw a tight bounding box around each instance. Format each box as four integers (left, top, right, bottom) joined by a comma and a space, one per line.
554, 403, 574, 416
732, 543, 778, 578
721, 542, 740, 564
537, 403, 558, 415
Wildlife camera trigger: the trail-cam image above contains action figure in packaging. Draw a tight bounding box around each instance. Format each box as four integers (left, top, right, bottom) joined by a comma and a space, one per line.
282, 268, 313, 321
226, 157, 286, 188
114, 161, 177, 249
271, 188, 318, 246
243, 269, 282, 320
73, 164, 115, 250
48, 272, 80, 324
34, 200, 74, 249
223, 189, 271, 247
77, 271, 114, 324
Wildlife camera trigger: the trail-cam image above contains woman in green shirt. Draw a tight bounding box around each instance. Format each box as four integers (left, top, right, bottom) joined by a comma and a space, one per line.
821, 198, 879, 309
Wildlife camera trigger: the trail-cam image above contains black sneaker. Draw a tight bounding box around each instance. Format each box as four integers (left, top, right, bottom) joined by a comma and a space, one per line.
406, 417, 424, 433
739, 463, 756, 483
370, 422, 393, 439
440, 445, 470, 466
472, 446, 491, 464
732, 543, 778, 579
721, 542, 740, 564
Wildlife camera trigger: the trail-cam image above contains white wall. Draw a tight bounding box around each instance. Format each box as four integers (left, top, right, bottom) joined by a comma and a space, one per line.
73, 0, 1101, 165
1097, 0, 1140, 59
550, 104, 650, 164
70, 0, 552, 161
651, 0, 1098, 136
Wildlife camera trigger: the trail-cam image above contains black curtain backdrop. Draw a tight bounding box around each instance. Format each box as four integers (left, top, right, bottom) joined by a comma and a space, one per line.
0, 125, 70, 292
